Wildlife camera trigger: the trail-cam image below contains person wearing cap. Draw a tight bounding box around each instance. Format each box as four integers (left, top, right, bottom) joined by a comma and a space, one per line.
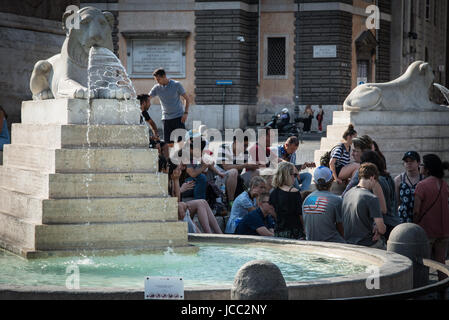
394, 151, 424, 224
302, 166, 345, 243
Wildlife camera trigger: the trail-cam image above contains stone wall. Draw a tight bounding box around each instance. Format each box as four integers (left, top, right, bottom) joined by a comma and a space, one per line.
194, 8, 258, 106
295, 1, 353, 106
376, 0, 391, 83
0, 12, 65, 126
0, 0, 76, 21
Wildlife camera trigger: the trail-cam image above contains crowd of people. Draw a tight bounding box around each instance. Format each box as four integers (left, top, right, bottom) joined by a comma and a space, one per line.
136, 68, 448, 275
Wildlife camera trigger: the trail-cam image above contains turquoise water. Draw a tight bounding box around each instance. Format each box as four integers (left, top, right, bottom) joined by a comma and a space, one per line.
0, 243, 367, 288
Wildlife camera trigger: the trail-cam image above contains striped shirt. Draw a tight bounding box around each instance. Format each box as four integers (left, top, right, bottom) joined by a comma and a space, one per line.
330, 143, 351, 168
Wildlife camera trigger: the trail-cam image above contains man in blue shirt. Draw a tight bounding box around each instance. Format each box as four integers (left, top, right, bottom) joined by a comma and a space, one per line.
235, 192, 276, 236
148, 68, 190, 144
277, 136, 314, 191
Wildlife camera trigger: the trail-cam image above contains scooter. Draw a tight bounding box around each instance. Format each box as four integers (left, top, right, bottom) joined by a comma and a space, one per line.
265, 111, 301, 137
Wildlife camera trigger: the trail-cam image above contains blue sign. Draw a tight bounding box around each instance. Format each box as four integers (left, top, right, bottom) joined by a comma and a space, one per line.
216, 80, 233, 85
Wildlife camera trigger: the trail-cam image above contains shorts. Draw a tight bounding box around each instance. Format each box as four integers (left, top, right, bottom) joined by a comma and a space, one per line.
335, 164, 344, 177
163, 116, 185, 143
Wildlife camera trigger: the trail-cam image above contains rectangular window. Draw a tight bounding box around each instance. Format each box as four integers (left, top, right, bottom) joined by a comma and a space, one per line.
426, 0, 431, 21
266, 37, 286, 76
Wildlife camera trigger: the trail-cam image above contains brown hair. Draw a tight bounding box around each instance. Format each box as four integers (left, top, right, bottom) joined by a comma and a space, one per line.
358, 162, 379, 180
286, 136, 299, 147
153, 68, 166, 77
353, 135, 373, 151
342, 124, 357, 140
316, 179, 334, 191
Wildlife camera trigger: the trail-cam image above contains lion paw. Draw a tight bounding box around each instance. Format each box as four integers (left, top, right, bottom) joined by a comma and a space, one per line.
33, 89, 54, 100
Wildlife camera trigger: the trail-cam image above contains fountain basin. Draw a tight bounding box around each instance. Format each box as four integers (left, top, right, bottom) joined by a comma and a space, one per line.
0, 235, 413, 300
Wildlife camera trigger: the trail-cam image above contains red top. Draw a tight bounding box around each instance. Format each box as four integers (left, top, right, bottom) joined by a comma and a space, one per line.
414, 177, 449, 239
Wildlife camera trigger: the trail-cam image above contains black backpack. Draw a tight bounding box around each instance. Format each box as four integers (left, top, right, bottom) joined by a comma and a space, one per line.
320, 143, 344, 168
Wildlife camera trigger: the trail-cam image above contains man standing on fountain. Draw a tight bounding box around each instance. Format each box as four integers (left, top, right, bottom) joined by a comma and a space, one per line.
148, 68, 190, 145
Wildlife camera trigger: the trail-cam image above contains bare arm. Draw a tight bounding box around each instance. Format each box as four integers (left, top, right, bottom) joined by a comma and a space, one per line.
373, 217, 386, 235
413, 195, 422, 223
256, 227, 274, 237
186, 163, 208, 178
181, 93, 190, 113
394, 175, 402, 207
373, 181, 387, 214
147, 119, 159, 139
336, 222, 344, 238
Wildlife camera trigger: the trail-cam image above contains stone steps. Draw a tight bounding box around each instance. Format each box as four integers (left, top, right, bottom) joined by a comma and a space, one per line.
326, 124, 449, 139
21, 99, 141, 125
0, 211, 188, 252
3, 144, 158, 173
11, 123, 149, 148
319, 137, 449, 152
0, 187, 178, 224
0, 211, 36, 250
332, 110, 449, 126
0, 166, 168, 199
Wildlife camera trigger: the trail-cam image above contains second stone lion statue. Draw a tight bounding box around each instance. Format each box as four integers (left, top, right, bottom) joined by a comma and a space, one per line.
30, 6, 131, 100
344, 61, 443, 112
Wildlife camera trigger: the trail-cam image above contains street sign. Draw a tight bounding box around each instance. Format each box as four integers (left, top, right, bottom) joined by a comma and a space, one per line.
216, 80, 233, 85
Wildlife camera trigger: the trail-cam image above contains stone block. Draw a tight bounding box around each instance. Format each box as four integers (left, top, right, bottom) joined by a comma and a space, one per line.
41, 197, 178, 224
34, 221, 188, 251
3, 144, 158, 173
11, 124, 149, 148
325, 124, 449, 140
319, 137, 449, 152
0, 167, 168, 198
21, 99, 141, 125
0, 187, 178, 224
0, 188, 43, 222
0, 212, 36, 250
332, 110, 449, 126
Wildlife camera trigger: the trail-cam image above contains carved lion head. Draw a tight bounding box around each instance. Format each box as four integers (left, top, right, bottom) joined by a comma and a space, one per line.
62, 6, 114, 67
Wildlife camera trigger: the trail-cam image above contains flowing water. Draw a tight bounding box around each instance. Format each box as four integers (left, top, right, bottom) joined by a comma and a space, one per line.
0, 243, 368, 289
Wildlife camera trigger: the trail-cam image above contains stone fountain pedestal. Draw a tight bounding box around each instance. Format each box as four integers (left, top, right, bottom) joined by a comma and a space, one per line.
0, 98, 191, 258
314, 110, 449, 178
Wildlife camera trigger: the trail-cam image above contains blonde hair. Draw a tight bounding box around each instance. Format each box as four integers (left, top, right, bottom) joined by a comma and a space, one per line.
272, 162, 295, 188
249, 176, 267, 190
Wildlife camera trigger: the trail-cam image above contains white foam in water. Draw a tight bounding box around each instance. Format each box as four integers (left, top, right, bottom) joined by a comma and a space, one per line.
88, 46, 136, 100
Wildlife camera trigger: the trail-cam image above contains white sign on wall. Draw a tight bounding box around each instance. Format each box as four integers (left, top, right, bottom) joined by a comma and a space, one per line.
313, 45, 337, 58
128, 39, 186, 78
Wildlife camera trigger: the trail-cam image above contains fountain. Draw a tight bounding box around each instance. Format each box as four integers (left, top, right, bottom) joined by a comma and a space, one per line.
0, 6, 414, 300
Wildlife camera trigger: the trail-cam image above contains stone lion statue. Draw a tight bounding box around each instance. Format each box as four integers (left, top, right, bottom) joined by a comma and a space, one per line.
343, 61, 444, 111
30, 6, 131, 100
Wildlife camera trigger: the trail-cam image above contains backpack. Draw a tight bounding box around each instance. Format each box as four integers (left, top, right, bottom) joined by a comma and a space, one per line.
320, 143, 344, 168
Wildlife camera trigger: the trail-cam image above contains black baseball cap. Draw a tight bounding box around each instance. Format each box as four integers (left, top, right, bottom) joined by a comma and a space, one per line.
402, 151, 420, 162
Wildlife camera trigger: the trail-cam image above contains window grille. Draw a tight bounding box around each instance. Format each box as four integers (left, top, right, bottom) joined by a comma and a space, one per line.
267, 37, 286, 76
